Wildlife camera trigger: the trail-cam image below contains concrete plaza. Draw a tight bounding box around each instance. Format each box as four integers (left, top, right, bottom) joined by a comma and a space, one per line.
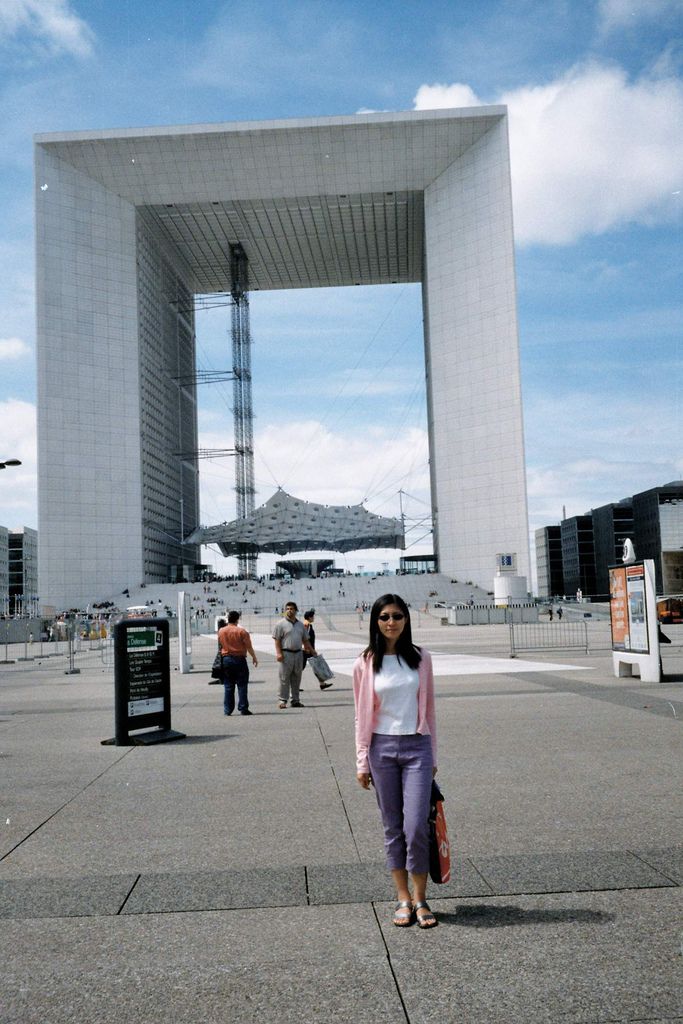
1, 616, 681, 1023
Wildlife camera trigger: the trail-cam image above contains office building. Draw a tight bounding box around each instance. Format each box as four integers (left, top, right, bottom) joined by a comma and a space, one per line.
536, 482, 683, 600
8, 527, 38, 616
561, 515, 596, 598
535, 525, 564, 598
592, 500, 634, 597
632, 481, 683, 594
0, 526, 8, 615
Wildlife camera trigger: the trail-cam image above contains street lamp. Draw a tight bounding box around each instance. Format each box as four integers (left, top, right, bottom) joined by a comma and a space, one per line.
0, 458, 21, 470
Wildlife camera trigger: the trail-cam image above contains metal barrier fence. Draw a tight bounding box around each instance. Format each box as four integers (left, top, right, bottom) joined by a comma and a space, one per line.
509, 620, 590, 658
444, 603, 539, 626
0, 621, 62, 664
0, 618, 116, 670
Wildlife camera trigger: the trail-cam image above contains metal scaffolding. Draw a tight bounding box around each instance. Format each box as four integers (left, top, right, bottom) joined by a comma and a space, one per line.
230, 243, 256, 578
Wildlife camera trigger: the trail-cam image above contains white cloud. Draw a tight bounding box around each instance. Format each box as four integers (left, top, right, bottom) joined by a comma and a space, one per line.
0, 0, 94, 58
413, 82, 480, 110
598, 0, 682, 33
0, 399, 37, 530
258, 420, 429, 508
198, 418, 429, 516
0, 337, 30, 360
414, 63, 683, 245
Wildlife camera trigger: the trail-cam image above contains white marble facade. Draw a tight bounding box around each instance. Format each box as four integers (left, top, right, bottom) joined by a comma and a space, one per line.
423, 117, 529, 588
35, 108, 529, 609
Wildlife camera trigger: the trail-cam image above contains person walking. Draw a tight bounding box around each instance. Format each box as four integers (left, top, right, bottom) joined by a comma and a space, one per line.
303, 609, 333, 691
272, 601, 314, 709
353, 593, 438, 929
303, 609, 316, 666
218, 610, 258, 716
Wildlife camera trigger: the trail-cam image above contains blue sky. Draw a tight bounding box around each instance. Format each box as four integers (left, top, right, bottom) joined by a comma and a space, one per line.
0, 0, 681, 582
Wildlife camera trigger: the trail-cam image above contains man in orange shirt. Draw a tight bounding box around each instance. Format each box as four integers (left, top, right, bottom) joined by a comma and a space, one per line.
217, 610, 259, 716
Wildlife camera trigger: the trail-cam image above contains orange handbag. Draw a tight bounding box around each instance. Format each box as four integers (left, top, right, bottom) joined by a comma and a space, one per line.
428, 781, 451, 884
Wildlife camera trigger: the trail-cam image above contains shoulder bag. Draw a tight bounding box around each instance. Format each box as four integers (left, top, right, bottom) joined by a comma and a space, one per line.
428, 780, 451, 884
307, 653, 334, 682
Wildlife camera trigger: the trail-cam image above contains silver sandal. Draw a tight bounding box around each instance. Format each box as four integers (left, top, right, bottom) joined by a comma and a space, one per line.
392, 900, 414, 926
414, 900, 437, 928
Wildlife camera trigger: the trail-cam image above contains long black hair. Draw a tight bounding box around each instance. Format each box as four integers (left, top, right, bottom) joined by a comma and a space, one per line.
363, 593, 422, 673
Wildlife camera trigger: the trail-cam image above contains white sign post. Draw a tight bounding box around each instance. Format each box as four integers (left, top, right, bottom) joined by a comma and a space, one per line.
177, 591, 193, 674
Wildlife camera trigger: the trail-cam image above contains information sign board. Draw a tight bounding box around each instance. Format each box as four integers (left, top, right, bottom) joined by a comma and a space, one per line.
103, 618, 185, 746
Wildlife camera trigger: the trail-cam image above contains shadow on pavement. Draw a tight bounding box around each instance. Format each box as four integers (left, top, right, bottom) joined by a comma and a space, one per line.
440, 904, 615, 927
171, 734, 235, 744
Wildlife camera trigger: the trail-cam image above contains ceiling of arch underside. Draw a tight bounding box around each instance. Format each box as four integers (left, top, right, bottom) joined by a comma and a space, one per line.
145, 191, 424, 291
36, 107, 505, 292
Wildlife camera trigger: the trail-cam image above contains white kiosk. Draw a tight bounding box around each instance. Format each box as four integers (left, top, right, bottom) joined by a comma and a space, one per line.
177, 591, 193, 674
493, 552, 529, 607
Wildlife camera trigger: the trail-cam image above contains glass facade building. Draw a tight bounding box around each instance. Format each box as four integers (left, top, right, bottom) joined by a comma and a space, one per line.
8, 527, 38, 616
536, 481, 683, 600
0, 526, 8, 615
561, 515, 596, 598
535, 525, 563, 599
632, 482, 683, 594
592, 500, 634, 597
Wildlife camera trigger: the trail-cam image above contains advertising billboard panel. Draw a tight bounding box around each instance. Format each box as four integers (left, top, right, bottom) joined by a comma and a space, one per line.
609, 563, 650, 654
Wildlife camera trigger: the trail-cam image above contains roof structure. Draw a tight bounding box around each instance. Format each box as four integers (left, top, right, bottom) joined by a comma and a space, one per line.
185, 489, 404, 556
35, 107, 505, 293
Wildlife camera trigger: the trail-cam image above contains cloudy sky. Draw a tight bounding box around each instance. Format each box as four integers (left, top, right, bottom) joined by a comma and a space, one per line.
0, 0, 681, 582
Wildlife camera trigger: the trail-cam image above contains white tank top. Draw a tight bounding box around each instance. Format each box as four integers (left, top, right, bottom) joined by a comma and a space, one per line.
373, 655, 419, 735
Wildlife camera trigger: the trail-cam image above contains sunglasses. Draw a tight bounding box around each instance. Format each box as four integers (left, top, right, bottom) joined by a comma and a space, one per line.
378, 612, 405, 622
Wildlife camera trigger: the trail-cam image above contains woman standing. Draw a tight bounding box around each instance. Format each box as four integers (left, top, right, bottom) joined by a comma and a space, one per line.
353, 594, 438, 928
218, 610, 258, 716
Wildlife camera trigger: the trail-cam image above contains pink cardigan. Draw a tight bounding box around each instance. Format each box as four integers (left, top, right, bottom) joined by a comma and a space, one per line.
352, 648, 437, 774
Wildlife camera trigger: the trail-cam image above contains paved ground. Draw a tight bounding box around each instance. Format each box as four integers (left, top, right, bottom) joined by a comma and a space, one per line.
1, 618, 682, 1023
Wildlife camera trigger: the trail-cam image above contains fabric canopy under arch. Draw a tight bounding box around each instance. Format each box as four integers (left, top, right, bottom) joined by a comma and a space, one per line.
185, 489, 405, 556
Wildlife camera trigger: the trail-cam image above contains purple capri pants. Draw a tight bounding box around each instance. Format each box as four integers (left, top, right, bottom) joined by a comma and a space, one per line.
368, 732, 433, 874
